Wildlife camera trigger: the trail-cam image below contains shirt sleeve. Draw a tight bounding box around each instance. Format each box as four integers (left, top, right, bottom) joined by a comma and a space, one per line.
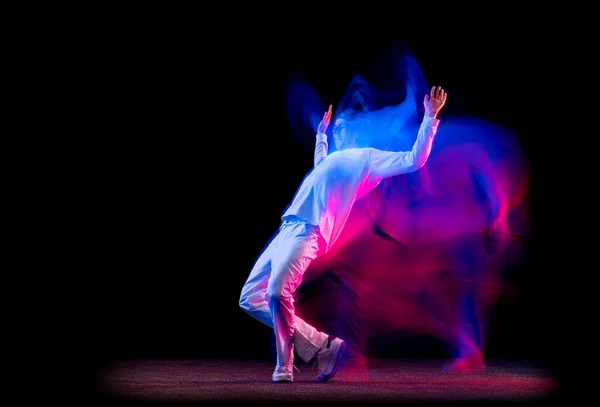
368, 116, 440, 179
314, 132, 328, 167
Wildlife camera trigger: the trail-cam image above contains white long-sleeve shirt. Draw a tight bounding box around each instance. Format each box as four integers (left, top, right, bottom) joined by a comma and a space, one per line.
282, 116, 440, 250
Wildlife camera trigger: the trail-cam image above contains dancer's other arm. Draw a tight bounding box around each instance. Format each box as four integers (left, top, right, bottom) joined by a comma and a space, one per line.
314, 104, 332, 167
369, 86, 447, 178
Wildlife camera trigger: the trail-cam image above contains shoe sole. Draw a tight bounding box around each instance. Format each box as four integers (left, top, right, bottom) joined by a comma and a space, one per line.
272, 374, 293, 383
316, 340, 347, 383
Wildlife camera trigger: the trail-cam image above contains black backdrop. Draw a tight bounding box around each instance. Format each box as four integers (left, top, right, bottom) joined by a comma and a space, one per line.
81, 16, 553, 379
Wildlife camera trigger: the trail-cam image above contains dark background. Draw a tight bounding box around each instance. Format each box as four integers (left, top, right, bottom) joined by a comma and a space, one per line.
81, 15, 553, 378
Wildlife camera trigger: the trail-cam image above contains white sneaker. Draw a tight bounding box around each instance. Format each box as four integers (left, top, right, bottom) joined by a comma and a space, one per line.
272, 364, 293, 382
315, 336, 347, 382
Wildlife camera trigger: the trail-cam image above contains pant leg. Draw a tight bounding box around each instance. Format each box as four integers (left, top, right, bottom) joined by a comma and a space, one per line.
239, 234, 277, 328
239, 222, 328, 364
292, 313, 328, 363
267, 221, 328, 366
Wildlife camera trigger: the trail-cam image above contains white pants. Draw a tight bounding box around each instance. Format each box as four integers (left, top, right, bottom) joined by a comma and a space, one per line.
239, 218, 329, 368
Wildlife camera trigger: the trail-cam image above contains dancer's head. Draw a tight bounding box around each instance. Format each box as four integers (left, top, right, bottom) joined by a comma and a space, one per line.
332, 109, 367, 150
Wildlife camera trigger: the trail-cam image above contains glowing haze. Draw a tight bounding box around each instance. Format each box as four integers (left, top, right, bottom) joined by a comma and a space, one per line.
284, 42, 531, 364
